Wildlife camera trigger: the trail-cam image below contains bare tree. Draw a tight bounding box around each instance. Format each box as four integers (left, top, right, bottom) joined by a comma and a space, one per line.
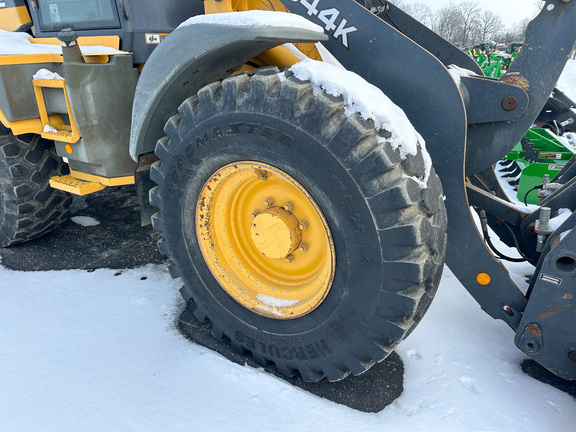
432, 2, 463, 45
397, 1, 434, 28
456, 1, 482, 47
494, 18, 529, 44
478, 10, 503, 42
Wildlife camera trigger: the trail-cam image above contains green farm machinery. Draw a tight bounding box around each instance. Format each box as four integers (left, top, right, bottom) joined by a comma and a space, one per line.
499, 128, 575, 204
468, 41, 576, 205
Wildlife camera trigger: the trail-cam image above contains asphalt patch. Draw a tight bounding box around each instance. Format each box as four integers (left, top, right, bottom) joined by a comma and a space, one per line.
521, 359, 576, 399
178, 303, 403, 413
0, 185, 405, 412
0, 186, 166, 271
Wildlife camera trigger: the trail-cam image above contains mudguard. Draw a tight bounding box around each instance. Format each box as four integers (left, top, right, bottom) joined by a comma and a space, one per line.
129, 14, 327, 161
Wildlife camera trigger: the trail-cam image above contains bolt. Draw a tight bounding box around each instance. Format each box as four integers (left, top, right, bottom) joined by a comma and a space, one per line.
502, 96, 519, 111
527, 324, 541, 336
299, 243, 309, 252
265, 198, 274, 207
298, 220, 309, 231
285, 254, 294, 263
284, 202, 294, 211
252, 210, 260, 218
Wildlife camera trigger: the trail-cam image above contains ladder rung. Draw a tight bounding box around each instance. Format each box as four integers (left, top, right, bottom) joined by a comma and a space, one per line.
49, 175, 106, 195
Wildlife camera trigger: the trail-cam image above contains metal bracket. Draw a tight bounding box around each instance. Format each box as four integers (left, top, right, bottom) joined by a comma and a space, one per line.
460, 76, 528, 124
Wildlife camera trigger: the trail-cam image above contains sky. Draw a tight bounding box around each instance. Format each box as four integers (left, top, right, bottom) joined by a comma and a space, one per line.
422, 0, 541, 27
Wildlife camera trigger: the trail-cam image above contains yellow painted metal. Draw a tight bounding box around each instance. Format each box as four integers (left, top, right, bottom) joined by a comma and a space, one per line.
197, 162, 335, 319
0, 36, 125, 66
0, 109, 64, 135
0, 53, 62, 66
70, 169, 135, 187
31, 36, 121, 50
0, 5, 31, 31
49, 175, 106, 195
32, 78, 81, 143
49, 170, 134, 195
251, 207, 302, 259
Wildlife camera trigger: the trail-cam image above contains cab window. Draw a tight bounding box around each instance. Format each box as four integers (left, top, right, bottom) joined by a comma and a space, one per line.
37, 0, 121, 31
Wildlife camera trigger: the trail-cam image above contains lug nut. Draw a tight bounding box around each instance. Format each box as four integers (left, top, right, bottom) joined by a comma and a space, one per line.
285, 254, 294, 263
299, 243, 309, 252
298, 220, 309, 231
252, 210, 260, 218
265, 198, 274, 207
284, 202, 294, 211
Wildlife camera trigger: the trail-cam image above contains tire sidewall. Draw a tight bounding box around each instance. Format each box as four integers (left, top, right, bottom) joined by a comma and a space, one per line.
161, 112, 385, 358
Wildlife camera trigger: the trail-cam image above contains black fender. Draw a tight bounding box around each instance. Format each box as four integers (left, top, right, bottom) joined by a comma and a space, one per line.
129, 14, 328, 161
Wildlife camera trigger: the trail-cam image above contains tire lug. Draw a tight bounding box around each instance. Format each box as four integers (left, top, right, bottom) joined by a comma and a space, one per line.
298, 220, 309, 231
252, 210, 260, 218
284, 201, 294, 211
285, 254, 294, 263
265, 198, 274, 207
299, 243, 309, 252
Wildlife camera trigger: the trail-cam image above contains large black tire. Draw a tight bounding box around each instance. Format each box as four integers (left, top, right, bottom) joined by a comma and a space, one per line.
151, 68, 447, 381
0, 125, 72, 247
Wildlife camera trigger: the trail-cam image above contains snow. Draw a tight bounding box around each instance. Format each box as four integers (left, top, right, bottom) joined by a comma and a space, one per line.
289, 58, 432, 188
0, 29, 125, 56
256, 293, 299, 307
1, 262, 574, 432
71, 215, 100, 227
493, 161, 540, 212
176, 10, 323, 34
549, 208, 572, 231
43, 124, 59, 133
557, 58, 576, 103
447, 64, 479, 86
565, 132, 576, 149
33, 68, 64, 80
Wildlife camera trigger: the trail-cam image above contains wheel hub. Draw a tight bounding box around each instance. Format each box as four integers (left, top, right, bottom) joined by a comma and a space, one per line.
250, 207, 302, 259
196, 161, 335, 319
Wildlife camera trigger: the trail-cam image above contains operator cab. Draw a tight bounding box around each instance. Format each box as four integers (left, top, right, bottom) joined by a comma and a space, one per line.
24, 0, 204, 63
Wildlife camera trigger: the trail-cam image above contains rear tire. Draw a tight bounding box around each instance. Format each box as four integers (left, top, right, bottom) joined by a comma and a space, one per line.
151, 68, 447, 381
0, 125, 72, 247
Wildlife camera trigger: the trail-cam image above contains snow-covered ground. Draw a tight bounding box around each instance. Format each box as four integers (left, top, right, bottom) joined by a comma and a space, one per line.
1, 63, 575, 432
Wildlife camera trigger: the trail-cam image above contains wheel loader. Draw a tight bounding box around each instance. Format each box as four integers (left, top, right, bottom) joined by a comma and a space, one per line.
0, 0, 575, 383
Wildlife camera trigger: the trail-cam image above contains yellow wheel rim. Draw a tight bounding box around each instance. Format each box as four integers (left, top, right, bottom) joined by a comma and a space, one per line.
196, 162, 335, 319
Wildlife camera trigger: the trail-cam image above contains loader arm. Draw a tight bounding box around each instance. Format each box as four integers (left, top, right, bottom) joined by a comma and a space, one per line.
278, 0, 530, 328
